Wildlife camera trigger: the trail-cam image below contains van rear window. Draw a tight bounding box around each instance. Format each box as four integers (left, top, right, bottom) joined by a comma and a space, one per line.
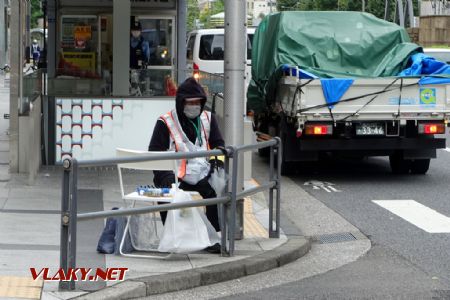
187, 34, 196, 60
199, 33, 254, 61
199, 35, 225, 60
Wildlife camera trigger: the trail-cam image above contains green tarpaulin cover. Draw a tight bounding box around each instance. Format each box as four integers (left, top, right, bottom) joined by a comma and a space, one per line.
248, 11, 421, 113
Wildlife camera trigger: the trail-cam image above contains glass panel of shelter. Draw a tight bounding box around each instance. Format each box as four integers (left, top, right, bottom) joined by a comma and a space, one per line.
55, 14, 175, 97
130, 16, 174, 97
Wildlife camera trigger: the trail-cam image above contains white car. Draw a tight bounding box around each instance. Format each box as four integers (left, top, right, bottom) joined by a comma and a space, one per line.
423, 48, 450, 64
186, 28, 256, 76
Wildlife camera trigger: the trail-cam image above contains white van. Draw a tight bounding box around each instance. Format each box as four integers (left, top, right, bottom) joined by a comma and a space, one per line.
423, 48, 450, 64
186, 28, 256, 76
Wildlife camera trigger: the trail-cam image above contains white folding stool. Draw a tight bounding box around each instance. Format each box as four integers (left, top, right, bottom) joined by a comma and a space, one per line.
116, 148, 178, 259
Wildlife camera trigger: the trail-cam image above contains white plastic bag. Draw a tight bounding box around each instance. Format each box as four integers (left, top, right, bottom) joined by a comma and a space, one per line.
208, 167, 227, 197
158, 187, 215, 253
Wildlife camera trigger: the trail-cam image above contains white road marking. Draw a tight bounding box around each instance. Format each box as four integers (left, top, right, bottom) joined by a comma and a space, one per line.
328, 186, 341, 192
304, 180, 341, 192
321, 186, 331, 193
443, 148, 450, 152
372, 200, 450, 233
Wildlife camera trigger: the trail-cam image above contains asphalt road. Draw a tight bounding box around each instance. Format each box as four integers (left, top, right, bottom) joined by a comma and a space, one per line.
290, 135, 450, 286
227, 134, 450, 299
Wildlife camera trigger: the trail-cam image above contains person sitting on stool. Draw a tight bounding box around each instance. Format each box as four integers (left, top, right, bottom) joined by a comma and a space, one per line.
148, 77, 224, 254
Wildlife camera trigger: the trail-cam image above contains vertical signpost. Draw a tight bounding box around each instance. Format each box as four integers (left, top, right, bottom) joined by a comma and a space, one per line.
224, 0, 246, 239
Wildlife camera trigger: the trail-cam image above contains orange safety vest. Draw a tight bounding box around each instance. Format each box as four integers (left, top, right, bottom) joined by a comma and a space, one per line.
160, 109, 211, 180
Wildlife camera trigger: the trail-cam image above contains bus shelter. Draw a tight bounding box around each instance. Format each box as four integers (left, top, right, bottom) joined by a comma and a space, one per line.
10, 0, 247, 189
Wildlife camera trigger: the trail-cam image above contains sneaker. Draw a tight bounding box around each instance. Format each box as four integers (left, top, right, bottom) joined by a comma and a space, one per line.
204, 243, 221, 254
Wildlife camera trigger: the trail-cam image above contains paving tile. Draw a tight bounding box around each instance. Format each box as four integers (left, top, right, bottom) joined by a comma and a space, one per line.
7, 188, 61, 199
0, 151, 8, 164
3, 197, 61, 211
257, 236, 288, 251
0, 143, 9, 152
0, 213, 60, 245
234, 239, 263, 252
0, 166, 10, 181
0, 250, 60, 277
0, 197, 7, 209
0, 276, 43, 300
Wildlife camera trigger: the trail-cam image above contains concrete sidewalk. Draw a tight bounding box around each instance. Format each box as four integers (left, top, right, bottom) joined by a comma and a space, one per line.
0, 167, 310, 300
0, 74, 311, 300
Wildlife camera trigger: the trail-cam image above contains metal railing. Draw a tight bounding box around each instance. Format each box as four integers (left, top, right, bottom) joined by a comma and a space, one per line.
59, 138, 281, 290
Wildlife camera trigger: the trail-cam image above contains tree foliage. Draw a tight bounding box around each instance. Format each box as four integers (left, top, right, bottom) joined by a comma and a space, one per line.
198, 0, 225, 28
187, 0, 200, 31
30, 0, 43, 28
276, 0, 418, 23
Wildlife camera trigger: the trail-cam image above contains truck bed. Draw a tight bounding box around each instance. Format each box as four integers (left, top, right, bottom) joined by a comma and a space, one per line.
277, 76, 450, 122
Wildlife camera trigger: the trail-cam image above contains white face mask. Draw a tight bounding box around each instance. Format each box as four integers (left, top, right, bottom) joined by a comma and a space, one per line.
184, 105, 201, 119
131, 31, 141, 38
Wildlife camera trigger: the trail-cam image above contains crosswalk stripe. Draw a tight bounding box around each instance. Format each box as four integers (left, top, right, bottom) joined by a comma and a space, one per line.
372, 200, 450, 233
321, 186, 331, 193
328, 186, 340, 192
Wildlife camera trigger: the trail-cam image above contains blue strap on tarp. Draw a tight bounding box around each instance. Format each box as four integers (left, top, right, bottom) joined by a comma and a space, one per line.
320, 78, 354, 108
399, 53, 450, 85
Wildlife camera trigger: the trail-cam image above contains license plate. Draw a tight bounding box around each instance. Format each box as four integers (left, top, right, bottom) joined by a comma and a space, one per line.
355, 123, 385, 136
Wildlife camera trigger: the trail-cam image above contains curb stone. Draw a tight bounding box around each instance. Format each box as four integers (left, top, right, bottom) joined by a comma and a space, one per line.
73, 236, 311, 299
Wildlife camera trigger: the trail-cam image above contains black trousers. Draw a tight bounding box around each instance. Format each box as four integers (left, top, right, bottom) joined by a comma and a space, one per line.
159, 179, 221, 232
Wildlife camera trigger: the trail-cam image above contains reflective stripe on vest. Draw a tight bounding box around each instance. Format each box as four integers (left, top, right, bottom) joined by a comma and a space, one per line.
160, 109, 211, 179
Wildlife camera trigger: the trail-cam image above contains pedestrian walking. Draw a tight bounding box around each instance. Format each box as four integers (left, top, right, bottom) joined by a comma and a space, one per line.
31, 39, 40, 67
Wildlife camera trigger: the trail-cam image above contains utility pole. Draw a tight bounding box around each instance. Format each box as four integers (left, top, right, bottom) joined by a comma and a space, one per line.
224, 0, 246, 240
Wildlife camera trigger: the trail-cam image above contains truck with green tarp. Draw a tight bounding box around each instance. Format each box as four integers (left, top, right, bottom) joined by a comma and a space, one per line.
248, 11, 450, 175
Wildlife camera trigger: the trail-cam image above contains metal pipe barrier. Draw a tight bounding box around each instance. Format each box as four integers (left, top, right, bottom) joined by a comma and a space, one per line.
59, 138, 281, 290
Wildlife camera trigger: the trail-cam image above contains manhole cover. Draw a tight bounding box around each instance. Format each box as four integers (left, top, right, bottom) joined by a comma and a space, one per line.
314, 232, 356, 244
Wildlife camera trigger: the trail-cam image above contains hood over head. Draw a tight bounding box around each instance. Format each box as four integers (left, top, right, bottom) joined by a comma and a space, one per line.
175, 77, 207, 120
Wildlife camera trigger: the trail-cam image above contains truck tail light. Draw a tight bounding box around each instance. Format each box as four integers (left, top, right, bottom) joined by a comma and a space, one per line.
304, 124, 333, 135
193, 63, 200, 80
418, 123, 445, 134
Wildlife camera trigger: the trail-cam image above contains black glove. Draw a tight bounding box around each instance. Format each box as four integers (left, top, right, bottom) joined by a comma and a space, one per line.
209, 158, 224, 170
158, 172, 176, 188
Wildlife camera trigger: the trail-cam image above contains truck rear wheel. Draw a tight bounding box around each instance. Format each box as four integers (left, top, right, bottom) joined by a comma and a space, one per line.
410, 159, 430, 175
389, 153, 411, 174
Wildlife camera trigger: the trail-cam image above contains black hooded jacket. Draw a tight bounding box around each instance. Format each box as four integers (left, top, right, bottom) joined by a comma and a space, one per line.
148, 77, 225, 187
